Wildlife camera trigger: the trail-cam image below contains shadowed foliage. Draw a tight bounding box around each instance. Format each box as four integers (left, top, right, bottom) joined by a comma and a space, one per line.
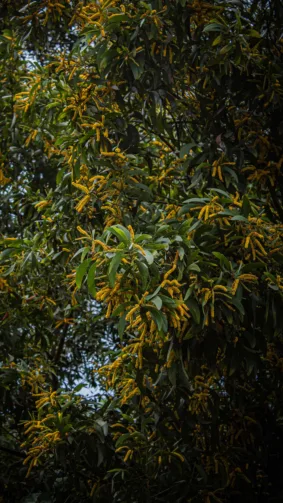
1, 1, 283, 502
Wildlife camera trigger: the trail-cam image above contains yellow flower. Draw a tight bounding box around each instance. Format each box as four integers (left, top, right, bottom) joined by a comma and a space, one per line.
123, 449, 132, 462
75, 195, 90, 213
34, 200, 50, 210
77, 226, 91, 238
72, 182, 89, 194
0, 168, 11, 186
171, 451, 185, 462
231, 279, 239, 296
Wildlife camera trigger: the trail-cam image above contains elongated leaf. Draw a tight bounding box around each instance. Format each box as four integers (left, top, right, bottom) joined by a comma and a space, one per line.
212, 252, 230, 270
134, 234, 152, 243
115, 433, 131, 448
87, 262, 97, 297
151, 296, 162, 310
148, 308, 168, 332
188, 263, 200, 272
118, 313, 127, 340
203, 23, 226, 32
231, 215, 248, 222
180, 143, 196, 158
248, 29, 261, 38
108, 225, 131, 245
143, 249, 154, 265
137, 260, 149, 291
108, 252, 123, 287
146, 286, 161, 300
212, 34, 222, 46
76, 258, 91, 289
107, 13, 128, 25
0, 248, 17, 261
185, 298, 201, 324
130, 60, 143, 80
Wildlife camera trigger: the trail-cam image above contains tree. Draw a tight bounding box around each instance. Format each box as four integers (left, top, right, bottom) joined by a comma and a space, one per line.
1, 0, 283, 501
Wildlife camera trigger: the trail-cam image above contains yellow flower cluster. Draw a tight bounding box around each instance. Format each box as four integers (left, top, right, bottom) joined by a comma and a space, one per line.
94, 249, 193, 403
191, 196, 224, 222
231, 273, 258, 295
15, 74, 42, 113
0, 166, 11, 186
22, 0, 71, 26
22, 387, 80, 478
188, 375, 215, 415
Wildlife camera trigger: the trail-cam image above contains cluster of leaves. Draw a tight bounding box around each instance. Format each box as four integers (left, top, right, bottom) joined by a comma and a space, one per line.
1, 0, 283, 502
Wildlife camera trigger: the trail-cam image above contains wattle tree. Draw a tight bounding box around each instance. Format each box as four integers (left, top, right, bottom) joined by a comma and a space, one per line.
1, 1, 283, 502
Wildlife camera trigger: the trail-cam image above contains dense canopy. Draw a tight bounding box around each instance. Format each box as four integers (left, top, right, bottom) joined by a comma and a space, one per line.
1, 0, 283, 502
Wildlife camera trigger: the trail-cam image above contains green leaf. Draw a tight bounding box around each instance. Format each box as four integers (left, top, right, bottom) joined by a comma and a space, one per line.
159, 294, 178, 308
130, 60, 143, 80
143, 249, 154, 265
231, 215, 248, 222
87, 262, 97, 297
212, 252, 230, 270
188, 263, 200, 272
118, 313, 127, 340
167, 363, 177, 386
180, 143, 196, 158
242, 195, 251, 218
184, 287, 193, 301
134, 234, 152, 243
146, 286, 161, 300
137, 260, 149, 291
56, 166, 66, 184
244, 331, 256, 349
72, 246, 89, 262
241, 262, 266, 273
148, 308, 168, 332
203, 23, 226, 32
185, 298, 201, 324
108, 252, 123, 287
183, 197, 209, 204
151, 296, 162, 310
107, 225, 131, 245
0, 248, 17, 261
108, 468, 126, 474
156, 224, 171, 236
30, 252, 37, 269
209, 188, 231, 198
76, 259, 91, 289
219, 44, 231, 55
147, 242, 168, 250
81, 246, 90, 263
107, 13, 128, 25
231, 297, 245, 316
22, 251, 32, 269
115, 433, 131, 448
212, 34, 222, 46
248, 29, 261, 38
195, 464, 208, 484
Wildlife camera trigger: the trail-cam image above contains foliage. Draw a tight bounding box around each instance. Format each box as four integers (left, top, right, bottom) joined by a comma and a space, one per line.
1, 0, 283, 502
